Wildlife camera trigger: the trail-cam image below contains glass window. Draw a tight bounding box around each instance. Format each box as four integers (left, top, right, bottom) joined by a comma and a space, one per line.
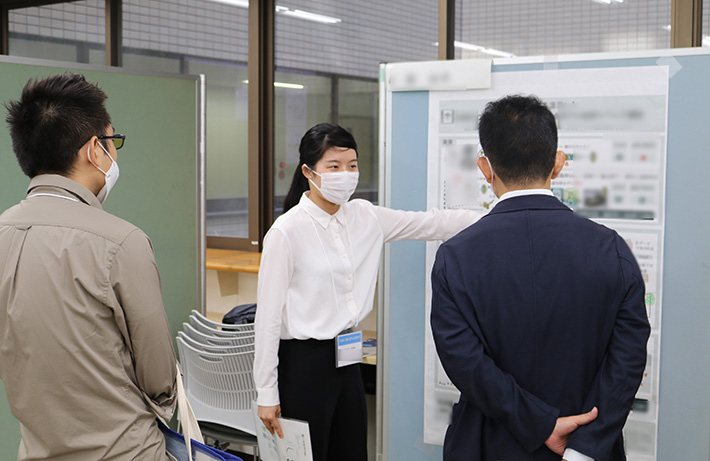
8, 0, 106, 65
122, 0, 250, 239
338, 78, 379, 204
273, 72, 332, 215
274, 0, 439, 218
456, 0, 672, 59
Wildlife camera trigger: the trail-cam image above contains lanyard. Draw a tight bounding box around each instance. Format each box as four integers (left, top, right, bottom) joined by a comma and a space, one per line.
27, 193, 81, 203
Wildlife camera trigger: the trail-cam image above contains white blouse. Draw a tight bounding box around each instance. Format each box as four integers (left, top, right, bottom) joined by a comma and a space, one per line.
254, 193, 482, 406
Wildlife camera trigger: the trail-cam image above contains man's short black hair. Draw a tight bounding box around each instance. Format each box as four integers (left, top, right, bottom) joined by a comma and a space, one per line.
478, 94, 558, 186
5, 72, 111, 178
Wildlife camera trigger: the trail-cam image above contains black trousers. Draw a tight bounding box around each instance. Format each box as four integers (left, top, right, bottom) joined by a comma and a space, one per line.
278, 339, 368, 461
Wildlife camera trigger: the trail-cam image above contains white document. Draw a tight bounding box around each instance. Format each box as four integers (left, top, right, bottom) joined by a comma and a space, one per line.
252, 404, 313, 461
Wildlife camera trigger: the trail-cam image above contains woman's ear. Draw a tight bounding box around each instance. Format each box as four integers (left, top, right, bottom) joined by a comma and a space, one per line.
301, 164, 311, 180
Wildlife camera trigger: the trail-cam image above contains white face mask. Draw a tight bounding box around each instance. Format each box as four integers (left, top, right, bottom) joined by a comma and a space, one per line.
481, 155, 500, 198
88, 142, 120, 204
307, 167, 359, 205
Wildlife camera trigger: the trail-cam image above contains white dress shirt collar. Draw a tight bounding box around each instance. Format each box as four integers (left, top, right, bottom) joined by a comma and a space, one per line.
497, 188, 554, 202
299, 192, 346, 228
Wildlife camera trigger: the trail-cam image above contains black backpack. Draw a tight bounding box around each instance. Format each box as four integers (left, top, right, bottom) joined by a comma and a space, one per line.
222, 303, 256, 325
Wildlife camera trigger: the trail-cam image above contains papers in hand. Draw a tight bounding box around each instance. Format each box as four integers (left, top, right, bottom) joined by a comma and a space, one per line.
252, 403, 313, 461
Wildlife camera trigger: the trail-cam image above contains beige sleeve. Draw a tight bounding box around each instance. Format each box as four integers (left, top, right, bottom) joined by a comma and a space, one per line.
110, 229, 178, 422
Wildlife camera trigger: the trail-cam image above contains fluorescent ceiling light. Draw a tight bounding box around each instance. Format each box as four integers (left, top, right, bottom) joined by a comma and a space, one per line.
662, 25, 672, 32
434, 41, 515, 58
206, 1, 341, 24
273, 82, 305, 89
279, 9, 341, 24
209, 0, 249, 7
242, 80, 304, 89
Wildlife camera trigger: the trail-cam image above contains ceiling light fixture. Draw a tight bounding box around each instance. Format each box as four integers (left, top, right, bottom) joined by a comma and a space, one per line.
242, 80, 305, 89
207, 0, 341, 24
209, 0, 249, 7
279, 9, 341, 24
434, 41, 515, 58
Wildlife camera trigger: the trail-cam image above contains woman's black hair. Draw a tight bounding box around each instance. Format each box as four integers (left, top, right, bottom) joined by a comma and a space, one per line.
282, 123, 358, 212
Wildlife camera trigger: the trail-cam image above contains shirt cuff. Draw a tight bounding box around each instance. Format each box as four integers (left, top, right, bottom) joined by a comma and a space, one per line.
256, 386, 280, 407
563, 448, 594, 461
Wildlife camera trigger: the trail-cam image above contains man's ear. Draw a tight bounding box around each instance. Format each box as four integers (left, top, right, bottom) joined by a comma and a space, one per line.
83, 136, 102, 165
477, 156, 493, 184
550, 150, 566, 180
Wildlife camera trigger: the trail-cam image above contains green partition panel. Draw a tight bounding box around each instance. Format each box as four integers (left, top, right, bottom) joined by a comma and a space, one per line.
0, 57, 202, 459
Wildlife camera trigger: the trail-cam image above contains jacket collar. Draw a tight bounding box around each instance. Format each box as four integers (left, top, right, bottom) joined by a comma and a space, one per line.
299, 192, 346, 228
486, 193, 571, 217
27, 174, 103, 209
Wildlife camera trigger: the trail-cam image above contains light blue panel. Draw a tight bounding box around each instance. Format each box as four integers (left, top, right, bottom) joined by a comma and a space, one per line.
508, 54, 710, 460
387, 91, 442, 460
385, 53, 710, 460
651, 54, 710, 460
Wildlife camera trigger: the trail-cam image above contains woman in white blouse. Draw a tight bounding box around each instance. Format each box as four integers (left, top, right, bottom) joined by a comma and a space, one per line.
255, 123, 481, 461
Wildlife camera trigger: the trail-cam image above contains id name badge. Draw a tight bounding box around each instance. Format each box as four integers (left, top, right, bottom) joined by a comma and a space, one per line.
335, 331, 363, 368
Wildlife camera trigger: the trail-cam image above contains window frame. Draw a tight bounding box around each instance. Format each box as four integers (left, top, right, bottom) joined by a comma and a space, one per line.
0, 0, 704, 251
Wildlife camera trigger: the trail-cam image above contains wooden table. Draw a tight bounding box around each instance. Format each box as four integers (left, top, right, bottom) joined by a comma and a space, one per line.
205, 248, 261, 274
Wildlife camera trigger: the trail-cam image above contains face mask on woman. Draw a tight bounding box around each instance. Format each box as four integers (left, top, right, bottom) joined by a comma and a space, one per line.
307, 167, 359, 205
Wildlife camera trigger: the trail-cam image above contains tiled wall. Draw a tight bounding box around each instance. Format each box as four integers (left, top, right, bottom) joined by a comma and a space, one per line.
8, 0, 438, 80
11, 0, 699, 81
8, 0, 105, 44
273, 0, 438, 78
458, 0, 673, 59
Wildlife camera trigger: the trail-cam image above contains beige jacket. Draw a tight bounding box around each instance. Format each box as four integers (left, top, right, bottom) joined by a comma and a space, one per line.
0, 175, 177, 460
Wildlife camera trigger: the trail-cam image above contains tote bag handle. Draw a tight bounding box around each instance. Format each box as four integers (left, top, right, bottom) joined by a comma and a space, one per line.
176, 362, 204, 460
156, 363, 206, 461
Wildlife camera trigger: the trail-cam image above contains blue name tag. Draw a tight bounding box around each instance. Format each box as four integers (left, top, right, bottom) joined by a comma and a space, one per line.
337, 332, 362, 346
335, 331, 363, 368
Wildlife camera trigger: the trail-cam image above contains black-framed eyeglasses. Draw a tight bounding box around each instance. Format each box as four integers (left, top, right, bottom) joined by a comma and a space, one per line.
97, 134, 126, 150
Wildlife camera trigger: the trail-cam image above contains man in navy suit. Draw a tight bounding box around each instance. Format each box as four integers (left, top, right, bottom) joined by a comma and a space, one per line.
431, 95, 650, 461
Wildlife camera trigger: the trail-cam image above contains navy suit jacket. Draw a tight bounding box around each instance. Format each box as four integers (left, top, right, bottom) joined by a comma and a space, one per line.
431, 194, 650, 461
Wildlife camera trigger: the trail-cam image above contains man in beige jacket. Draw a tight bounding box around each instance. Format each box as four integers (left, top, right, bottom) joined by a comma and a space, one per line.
0, 73, 177, 460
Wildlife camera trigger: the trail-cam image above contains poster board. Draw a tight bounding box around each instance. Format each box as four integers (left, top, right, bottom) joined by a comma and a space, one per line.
378, 48, 710, 461
0, 56, 203, 459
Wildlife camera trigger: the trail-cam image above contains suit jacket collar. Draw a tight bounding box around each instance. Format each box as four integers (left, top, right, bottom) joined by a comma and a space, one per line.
486, 194, 571, 217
